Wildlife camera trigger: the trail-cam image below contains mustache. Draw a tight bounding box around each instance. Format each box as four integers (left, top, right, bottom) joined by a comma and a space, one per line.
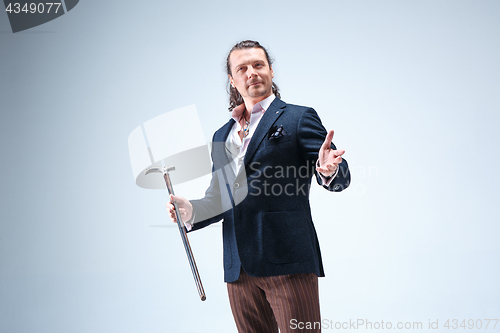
248, 80, 262, 86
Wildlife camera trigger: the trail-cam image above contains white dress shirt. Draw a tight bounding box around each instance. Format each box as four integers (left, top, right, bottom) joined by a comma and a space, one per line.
226, 94, 276, 176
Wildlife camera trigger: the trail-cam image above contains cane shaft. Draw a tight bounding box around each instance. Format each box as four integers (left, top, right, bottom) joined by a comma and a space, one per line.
164, 173, 206, 301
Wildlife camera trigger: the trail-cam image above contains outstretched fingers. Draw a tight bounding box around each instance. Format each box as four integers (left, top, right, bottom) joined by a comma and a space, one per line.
321, 130, 335, 151
333, 149, 345, 159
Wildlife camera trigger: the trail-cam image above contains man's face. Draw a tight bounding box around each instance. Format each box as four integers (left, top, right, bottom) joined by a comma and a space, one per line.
229, 47, 274, 104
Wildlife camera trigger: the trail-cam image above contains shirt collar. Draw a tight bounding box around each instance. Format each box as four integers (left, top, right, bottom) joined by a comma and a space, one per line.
255, 94, 276, 113
231, 94, 276, 120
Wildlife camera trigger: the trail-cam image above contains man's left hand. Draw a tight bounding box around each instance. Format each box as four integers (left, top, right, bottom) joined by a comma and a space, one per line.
316, 130, 345, 177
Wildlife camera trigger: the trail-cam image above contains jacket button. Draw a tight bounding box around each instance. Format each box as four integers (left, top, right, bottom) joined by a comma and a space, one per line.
233, 182, 240, 189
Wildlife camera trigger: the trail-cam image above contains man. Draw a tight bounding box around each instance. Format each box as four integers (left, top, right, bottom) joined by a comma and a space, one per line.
168, 40, 350, 332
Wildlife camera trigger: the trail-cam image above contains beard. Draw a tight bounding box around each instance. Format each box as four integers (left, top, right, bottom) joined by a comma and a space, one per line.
247, 82, 272, 98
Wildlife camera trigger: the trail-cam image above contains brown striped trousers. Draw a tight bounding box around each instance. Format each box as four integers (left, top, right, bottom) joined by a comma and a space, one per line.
227, 269, 321, 332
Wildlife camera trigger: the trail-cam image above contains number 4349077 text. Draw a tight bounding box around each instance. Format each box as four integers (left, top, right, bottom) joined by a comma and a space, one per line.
5, 3, 62, 14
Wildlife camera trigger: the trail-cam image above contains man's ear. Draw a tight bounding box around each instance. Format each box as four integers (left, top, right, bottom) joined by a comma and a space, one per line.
229, 74, 234, 87
270, 67, 274, 78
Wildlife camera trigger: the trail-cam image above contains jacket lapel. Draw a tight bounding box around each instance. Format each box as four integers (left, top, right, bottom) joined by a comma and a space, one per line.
239, 98, 287, 177
212, 118, 235, 172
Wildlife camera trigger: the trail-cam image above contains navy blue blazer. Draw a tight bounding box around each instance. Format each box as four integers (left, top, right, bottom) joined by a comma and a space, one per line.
189, 98, 350, 282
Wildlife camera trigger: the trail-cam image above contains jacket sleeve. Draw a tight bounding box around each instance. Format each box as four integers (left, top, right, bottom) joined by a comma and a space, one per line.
188, 136, 226, 232
188, 168, 225, 232
297, 108, 351, 192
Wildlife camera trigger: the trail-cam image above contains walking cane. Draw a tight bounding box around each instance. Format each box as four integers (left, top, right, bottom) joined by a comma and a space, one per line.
145, 166, 206, 301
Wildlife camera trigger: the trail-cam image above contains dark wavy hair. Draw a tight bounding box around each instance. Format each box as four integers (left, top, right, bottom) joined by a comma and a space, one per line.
226, 40, 281, 111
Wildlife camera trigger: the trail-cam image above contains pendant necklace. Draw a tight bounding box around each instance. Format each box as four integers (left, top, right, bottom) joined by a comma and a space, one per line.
241, 114, 250, 137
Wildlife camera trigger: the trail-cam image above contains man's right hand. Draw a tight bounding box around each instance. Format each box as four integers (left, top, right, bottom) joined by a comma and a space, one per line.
167, 194, 193, 224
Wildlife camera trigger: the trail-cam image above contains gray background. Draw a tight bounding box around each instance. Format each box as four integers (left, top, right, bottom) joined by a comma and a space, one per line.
1, 1, 499, 332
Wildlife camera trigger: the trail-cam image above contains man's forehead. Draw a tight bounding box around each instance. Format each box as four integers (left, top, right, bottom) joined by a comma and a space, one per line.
229, 48, 268, 68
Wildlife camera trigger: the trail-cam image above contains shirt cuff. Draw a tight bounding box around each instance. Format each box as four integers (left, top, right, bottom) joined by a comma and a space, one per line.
316, 160, 339, 187
183, 212, 195, 231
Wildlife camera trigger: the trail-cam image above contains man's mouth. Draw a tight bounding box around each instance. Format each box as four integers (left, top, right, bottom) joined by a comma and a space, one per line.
249, 82, 262, 87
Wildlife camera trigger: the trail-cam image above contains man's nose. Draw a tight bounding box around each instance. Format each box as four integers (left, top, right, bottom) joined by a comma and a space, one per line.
247, 66, 257, 78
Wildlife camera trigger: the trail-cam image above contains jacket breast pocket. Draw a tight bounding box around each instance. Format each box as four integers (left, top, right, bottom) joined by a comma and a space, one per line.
262, 211, 313, 264
263, 135, 291, 149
